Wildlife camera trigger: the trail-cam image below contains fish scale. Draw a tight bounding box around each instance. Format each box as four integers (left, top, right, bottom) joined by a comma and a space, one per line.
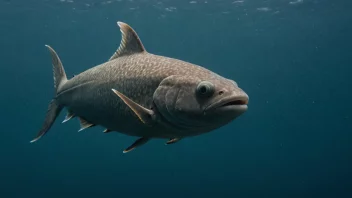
31, 21, 249, 153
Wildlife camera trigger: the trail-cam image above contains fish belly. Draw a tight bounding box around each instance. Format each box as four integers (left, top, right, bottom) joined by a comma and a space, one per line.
57, 80, 172, 138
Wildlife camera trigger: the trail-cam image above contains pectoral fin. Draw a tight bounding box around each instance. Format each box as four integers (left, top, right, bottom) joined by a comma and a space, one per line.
123, 137, 150, 153
111, 89, 155, 125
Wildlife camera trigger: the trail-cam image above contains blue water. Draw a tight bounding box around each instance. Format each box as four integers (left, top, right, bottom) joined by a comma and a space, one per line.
1, 0, 351, 197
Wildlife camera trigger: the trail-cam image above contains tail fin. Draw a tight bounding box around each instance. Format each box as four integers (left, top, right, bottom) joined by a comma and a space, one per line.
46, 45, 67, 92
30, 100, 63, 143
30, 45, 67, 143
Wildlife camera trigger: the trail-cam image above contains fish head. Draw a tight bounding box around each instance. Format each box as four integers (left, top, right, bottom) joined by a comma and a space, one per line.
153, 74, 248, 135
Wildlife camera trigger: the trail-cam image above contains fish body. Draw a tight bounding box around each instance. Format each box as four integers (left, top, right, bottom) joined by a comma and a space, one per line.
59, 53, 218, 138
31, 22, 249, 153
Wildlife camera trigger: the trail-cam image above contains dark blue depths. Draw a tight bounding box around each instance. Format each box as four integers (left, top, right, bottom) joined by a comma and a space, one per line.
0, 0, 351, 198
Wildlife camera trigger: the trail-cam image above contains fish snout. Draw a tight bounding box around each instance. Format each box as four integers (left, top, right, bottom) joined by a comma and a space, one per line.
205, 88, 249, 116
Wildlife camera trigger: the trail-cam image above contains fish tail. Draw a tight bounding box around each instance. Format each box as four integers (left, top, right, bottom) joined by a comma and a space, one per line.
45, 45, 68, 93
30, 45, 67, 143
30, 100, 63, 143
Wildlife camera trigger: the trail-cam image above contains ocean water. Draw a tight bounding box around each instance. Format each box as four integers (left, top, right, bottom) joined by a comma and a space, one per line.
0, 0, 351, 197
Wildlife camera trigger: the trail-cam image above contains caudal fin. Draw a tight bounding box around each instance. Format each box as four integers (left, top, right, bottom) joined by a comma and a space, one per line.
30, 45, 67, 143
46, 45, 67, 92
30, 100, 63, 143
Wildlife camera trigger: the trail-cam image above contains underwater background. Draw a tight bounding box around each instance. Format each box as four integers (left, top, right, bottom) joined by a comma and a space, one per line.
0, 0, 351, 197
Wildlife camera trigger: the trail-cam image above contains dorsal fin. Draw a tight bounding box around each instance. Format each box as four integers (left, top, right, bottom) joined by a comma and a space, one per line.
109, 21, 146, 61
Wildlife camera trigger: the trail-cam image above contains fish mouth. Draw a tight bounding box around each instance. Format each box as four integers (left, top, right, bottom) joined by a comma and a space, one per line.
220, 99, 248, 107
205, 94, 249, 112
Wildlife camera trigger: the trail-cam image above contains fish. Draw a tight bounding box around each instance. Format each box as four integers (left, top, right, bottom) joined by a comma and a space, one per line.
30, 21, 249, 153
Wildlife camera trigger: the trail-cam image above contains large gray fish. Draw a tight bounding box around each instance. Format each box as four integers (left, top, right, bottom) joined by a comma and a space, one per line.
31, 21, 249, 153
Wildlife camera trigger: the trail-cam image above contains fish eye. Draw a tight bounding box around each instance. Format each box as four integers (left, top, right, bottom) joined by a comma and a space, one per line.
196, 81, 215, 97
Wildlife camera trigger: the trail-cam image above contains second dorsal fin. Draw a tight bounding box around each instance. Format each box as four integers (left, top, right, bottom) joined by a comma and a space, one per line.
109, 21, 146, 61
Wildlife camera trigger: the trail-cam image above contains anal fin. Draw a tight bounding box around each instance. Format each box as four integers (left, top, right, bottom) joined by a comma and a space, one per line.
123, 137, 150, 153
165, 138, 181, 145
103, 129, 112, 133
78, 117, 95, 132
62, 110, 75, 123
